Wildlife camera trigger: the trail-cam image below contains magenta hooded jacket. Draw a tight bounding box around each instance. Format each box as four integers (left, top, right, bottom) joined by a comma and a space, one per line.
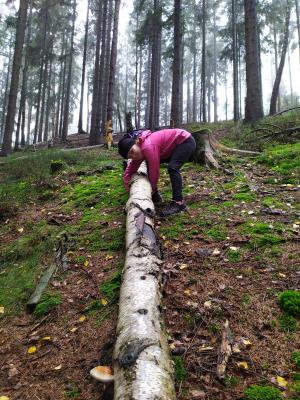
123, 128, 191, 192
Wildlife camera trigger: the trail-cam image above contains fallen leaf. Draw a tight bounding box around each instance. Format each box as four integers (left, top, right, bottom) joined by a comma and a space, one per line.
101, 298, 108, 306
84, 260, 89, 267
179, 264, 188, 270
40, 336, 51, 342
237, 361, 249, 370
0, 307, 4, 314
276, 376, 288, 388
70, 327, 78, 333
184, 289, 191, 296
204, 300, 212, 309
169, 343, 176, 350
0, 396, 10, 400
78, 316, 86, 323
105, 255, 113, 260
199, 346, 214, 352
212, 248, 221, 256
53, 364, 62, 370
27, 346, 37, 354
17, 227, 24, 233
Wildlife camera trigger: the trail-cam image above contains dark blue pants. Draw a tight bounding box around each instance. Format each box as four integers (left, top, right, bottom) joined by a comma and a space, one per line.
163, 136, 196, 201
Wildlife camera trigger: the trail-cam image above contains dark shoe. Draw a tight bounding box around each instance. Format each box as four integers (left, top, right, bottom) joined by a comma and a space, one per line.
152, 190, 163, 204
159, 201, 187, 217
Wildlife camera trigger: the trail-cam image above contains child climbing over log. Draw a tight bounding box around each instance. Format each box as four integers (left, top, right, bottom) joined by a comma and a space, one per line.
118, 128, 196, 217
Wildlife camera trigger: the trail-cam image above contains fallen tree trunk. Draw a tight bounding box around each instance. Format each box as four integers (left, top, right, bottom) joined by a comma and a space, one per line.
113, 162, 176, 400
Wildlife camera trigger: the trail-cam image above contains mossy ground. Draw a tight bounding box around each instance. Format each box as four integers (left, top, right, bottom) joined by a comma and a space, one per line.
0, 116, 300, 399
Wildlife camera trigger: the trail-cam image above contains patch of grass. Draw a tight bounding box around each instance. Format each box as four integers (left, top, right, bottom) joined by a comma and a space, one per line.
241, 222, 284, 249
279, 314, 298, 333
258, 142, 300, 180
205, 226, 227, 241
84, 226, 125, 252
100, 270, 122, 303
279, 290, 300, 317
228, 248, 241, 262
34, 293, 61, 317
159, 213, 190, 239
244, 385, 283, 400
292, 352, 300, 371
262, 196, 284, 208
173, 356, 187, 382
233, 192, 256, 202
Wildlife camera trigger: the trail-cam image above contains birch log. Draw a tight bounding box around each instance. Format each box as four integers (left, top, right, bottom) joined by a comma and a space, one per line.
113, 162, 176, 400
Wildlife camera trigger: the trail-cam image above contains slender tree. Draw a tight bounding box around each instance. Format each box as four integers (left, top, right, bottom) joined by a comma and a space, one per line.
201, 0, 207, 122
1, 0, 29, 155
62, 0, 77, 141
170, 0, 183, 127
269, 0, 291, 115
107, 0, 121, 124
78, 0, 90, 134
244, 0, 264, 122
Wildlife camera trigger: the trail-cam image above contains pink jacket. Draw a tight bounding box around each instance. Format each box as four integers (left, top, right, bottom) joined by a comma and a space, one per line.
123, 128, 191, 192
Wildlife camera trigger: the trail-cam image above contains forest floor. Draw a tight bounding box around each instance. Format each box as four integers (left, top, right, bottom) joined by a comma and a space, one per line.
0, 113, 300, 400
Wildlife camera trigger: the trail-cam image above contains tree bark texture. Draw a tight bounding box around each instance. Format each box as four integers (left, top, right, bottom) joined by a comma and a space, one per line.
113, 162, 176, 400
244, 0, 264, 122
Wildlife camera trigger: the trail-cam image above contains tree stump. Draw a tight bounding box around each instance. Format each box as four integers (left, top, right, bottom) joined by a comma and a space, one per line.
192, 128, 220, 168
113, 162, 176, 400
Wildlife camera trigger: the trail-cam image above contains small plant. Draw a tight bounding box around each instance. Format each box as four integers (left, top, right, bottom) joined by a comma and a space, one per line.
244, 385, 283, 400
65, 384, 81, 398
34, 293, 61, 317
290, 380, 300, 398
279, 314, 298, 333
292, 352, 300, 371
279, 290, 300, 317
224, 375, 240, 388
173, 356, 187, 382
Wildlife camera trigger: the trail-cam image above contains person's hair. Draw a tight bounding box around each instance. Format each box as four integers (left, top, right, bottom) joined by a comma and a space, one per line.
118, 130, 144, 159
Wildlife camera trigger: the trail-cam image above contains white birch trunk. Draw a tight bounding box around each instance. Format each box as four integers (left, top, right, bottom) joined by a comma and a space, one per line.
113, 162, 176, 400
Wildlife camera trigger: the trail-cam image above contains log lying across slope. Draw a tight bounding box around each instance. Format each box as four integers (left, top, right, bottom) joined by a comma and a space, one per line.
113, 162, 176, 400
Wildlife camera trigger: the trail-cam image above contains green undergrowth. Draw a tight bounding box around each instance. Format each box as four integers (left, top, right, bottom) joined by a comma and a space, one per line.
34, 293, 61, 317
244, 385, 283, 400
0, 148, 126, 315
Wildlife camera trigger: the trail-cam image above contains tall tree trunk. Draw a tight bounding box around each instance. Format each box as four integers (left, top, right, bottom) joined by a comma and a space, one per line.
14, 0, 33, 150
44, 55, 53, 141
201, 0, 207, 123
0, 42, 13, 145
59, 37, 68, 138
107, 0, 121, 124
232, 0, 239, 121
38, 55, 49, 142
213, 1, 218, 122
1, 0, 29, 156
78, 0, 89, 134
148, 0, 162, 130
97, 0, 109, 133
34, 7, 48, 143
90, 0, 105, 145
273, 21, 281, 112
170, 0, 183, 127
55, 30, 65, 138
101, 0, 114, 134
244, 0, 264, 122
62, 0, 77, 141
269, 0, 291, 116
295, 0, 300, 67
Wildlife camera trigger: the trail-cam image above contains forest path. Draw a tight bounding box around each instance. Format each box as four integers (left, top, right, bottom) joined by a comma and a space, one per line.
0, 146, 299, 400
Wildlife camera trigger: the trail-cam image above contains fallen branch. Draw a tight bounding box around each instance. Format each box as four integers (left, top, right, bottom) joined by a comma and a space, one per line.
113, 162, 176, 399
217, 319, 234, 380
26, 264, 57, 313
274, 106, 300, 116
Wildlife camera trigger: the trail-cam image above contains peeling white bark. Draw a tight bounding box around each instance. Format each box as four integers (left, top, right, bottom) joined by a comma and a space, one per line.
113, 162, 176, 400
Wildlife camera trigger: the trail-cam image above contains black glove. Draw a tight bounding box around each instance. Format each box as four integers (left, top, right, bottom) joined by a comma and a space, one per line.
152, 190, 163, 204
